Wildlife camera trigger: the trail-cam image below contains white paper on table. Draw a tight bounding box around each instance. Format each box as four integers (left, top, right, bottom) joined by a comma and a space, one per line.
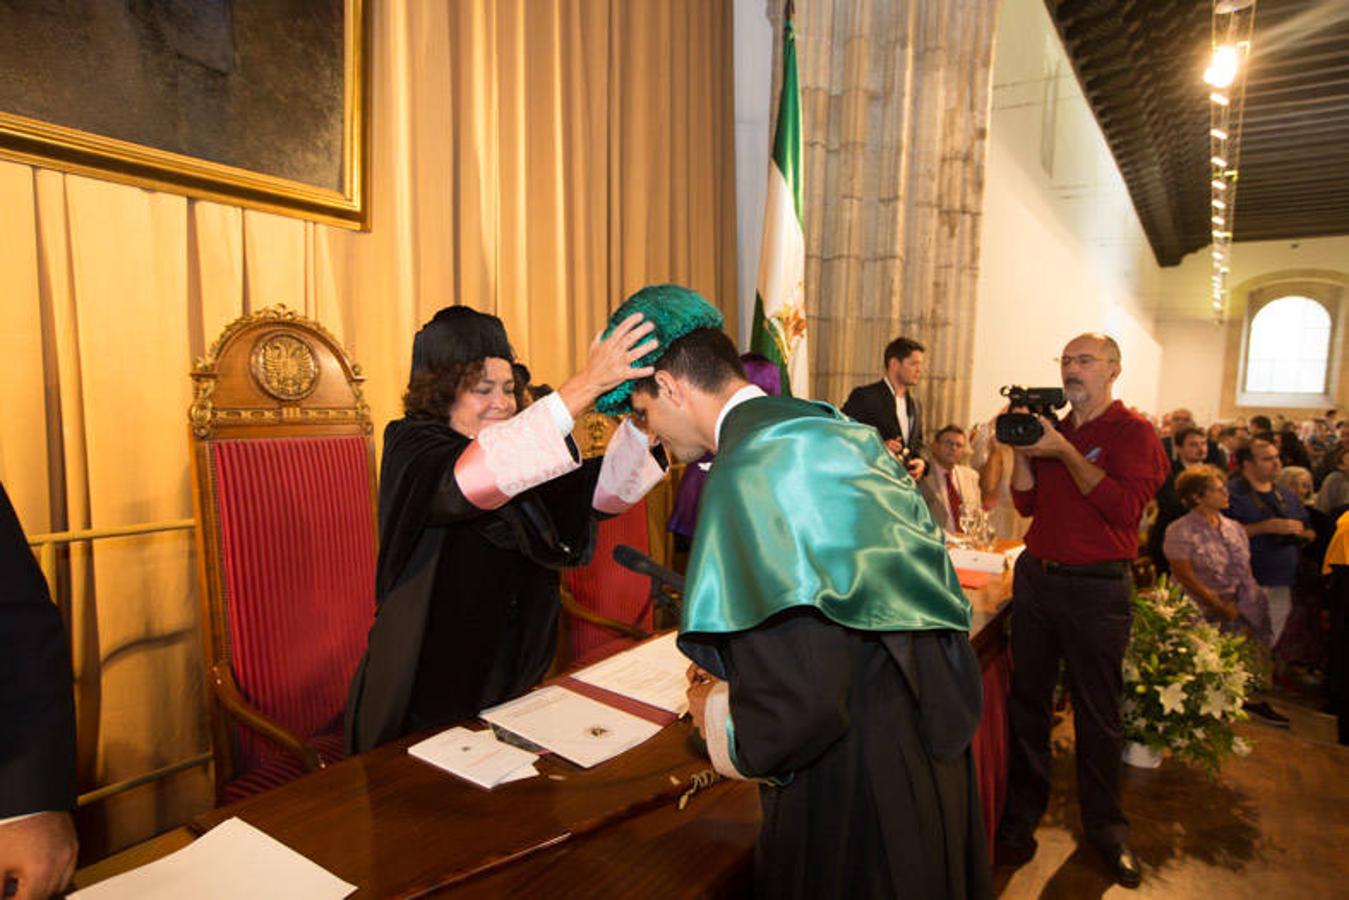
947, 547, 1006, 574
408, 726, 540, 789
499, 762, 539, 783
480, 685, 662, 768
70, 817, 355, 900
1003, 544, 1026, 567
570, 632, 691, 715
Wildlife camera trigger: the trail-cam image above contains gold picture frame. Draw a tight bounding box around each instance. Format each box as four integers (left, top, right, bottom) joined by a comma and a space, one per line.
0, 0, 370, 230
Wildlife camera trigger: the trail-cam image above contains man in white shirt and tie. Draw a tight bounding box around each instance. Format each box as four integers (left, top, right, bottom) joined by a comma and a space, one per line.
920, 425, 983, 535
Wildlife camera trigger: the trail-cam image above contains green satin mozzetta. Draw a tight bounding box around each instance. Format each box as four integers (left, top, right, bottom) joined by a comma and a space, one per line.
679, 396, 972, 640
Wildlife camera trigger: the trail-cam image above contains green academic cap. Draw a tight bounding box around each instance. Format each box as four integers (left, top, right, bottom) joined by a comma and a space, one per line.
595, 284, 724, 416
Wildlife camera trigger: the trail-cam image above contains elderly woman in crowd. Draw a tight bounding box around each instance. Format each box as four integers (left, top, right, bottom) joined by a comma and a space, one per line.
1316, 446, 1349, 515
346, 306, 666, 752
1278, 465, 1332, 669
1163, 465, 1269, 637
1164, 465, 1286, 720
1277, 465, 1315, 511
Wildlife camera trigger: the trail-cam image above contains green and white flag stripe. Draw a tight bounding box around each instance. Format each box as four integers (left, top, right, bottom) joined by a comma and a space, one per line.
750, 15, 809, 398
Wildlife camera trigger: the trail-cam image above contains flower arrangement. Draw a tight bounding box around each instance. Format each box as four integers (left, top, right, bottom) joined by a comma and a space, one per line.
1121, 577, 1255, 776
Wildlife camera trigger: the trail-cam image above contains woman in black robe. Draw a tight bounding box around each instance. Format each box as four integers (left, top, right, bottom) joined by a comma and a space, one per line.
346, 307, 660, 753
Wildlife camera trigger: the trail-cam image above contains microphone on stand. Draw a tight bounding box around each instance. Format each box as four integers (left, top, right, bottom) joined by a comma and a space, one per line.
612, 544, 684, 615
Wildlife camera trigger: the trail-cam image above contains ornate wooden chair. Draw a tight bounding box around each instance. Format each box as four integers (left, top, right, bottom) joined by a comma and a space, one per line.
559, 411, 675, 667
189, 306, 377, 803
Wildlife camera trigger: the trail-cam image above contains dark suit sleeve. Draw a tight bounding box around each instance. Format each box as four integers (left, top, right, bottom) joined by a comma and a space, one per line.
842, 383, 900, 442
0, 485, 77, 818
840, 387, 868, 424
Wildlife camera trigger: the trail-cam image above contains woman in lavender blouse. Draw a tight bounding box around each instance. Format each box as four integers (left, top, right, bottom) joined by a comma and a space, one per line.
1163, 464, 1271, 643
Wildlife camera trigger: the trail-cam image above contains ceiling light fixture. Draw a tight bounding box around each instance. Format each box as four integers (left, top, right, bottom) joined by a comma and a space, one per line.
1204, 45, 1240, 87
1206, 1, 1257, 324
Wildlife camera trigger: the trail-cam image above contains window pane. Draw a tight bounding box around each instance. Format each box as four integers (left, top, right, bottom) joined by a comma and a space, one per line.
1244, 296, 1330, 394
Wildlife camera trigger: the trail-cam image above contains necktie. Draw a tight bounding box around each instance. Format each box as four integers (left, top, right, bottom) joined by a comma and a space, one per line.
946, 469, 963, 533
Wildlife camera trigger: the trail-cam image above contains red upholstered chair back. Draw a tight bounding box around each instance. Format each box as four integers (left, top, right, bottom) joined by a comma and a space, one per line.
211, 437, 375, 772
189, 306, 377, 800
564, 501, 655, 660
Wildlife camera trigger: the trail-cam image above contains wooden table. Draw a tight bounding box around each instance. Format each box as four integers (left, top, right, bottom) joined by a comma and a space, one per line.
75, 570, 1013, 898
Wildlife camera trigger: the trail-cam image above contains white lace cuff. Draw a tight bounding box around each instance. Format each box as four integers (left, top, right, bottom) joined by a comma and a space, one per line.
454, 399, 581, 509
593, 419, 666, 514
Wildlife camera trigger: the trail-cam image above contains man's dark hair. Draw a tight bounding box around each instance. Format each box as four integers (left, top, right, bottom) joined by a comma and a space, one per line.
1235, 436, 1274, 468
933, 424, 965, 443
883, 337, 924, 368
1250, 415, 1273, 433
631, 328, 746, 401
1218, 426, 1238, 440
1174, 426, 1205, 448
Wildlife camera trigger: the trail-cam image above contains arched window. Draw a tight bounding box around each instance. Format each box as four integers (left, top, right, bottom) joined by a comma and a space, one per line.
1244, 295, 1331, 394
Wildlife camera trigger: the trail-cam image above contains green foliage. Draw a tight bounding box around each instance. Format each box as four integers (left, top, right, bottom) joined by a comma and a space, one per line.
1121, 577, 1256, 777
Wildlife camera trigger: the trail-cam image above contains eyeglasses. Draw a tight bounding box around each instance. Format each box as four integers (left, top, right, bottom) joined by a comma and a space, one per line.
1054, 354, 1117, 367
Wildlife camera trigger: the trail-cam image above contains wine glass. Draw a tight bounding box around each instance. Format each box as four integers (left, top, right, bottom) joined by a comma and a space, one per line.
958, 503, 979, 544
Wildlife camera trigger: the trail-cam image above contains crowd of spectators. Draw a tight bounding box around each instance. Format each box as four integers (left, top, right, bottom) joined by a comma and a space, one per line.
916, 401, 1347, 738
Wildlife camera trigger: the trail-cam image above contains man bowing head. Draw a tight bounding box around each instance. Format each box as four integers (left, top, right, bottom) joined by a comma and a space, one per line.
596, 285, 992, 900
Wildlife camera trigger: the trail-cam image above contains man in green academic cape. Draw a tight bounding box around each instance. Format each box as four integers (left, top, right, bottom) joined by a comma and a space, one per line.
597, 284, 992, 900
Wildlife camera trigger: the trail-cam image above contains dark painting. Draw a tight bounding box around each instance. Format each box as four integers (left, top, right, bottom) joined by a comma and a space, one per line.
0, 0, 367, 227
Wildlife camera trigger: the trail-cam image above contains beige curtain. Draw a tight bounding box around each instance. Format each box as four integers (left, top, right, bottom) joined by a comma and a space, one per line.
785, 0, 997, 426
0, 0, 735, 857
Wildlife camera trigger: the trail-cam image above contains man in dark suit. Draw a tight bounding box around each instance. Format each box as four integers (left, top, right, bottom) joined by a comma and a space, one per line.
1, 483, 78, 900
841, 336, 927, 480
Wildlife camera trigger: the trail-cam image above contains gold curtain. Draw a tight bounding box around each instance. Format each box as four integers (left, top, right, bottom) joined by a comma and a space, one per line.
0, 0, 735, 856
786, 0, 997, 426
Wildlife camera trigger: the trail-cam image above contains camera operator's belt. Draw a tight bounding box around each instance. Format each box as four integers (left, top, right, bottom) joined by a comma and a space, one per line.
1036, 556, 1130, 580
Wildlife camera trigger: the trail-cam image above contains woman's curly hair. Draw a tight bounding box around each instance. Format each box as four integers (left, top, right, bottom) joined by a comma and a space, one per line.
402, 360, 529, 420
1175, 464, 1227, 509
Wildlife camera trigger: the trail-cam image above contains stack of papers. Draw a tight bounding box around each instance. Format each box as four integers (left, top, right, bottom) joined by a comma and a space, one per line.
481, 685, 662, 768
71, 817, 355, 899
408, 726, 539, 789
570, 631, 691, 715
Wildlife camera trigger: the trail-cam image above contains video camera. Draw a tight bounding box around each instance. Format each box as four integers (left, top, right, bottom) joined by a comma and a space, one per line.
995, 385, 1067, 446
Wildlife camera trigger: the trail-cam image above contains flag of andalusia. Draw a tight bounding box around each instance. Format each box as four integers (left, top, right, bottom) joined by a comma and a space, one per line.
750, 12, 809, 397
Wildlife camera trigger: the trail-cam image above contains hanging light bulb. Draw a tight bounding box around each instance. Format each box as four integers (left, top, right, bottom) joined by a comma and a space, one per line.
1212, 198, 1226, 209
1210, 128, 1228, 140
1210, 92, 1230, 106
1204, 45, 1240, 88
1211, 155, 1228, 167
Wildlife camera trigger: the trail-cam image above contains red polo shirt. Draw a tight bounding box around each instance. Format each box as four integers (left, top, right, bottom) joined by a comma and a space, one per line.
1012, 400, 1168, 565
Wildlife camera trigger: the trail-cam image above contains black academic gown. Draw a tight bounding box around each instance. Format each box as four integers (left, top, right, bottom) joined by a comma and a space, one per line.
706, 609, 992, 900
0, 483, 77, 819
345, 417, 601, 754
